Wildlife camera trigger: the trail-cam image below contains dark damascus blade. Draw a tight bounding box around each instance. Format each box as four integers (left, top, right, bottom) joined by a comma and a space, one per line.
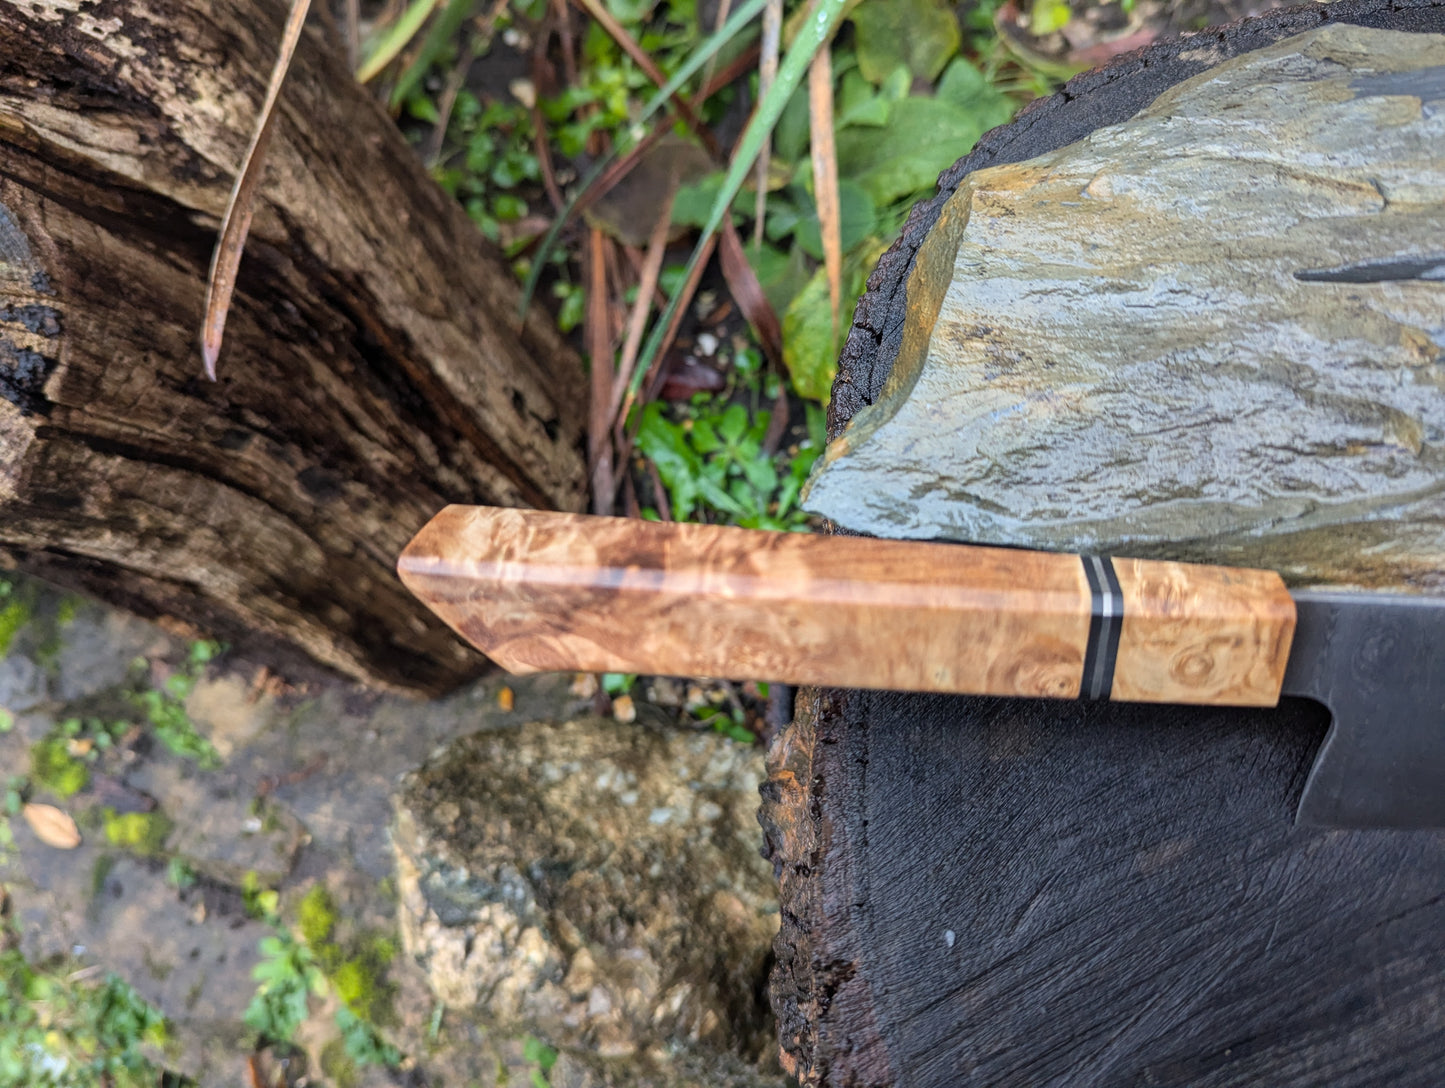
1283, 590, 1445, 829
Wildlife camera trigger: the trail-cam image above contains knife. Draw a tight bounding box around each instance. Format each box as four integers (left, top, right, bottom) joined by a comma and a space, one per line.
397, 505, 1445, 831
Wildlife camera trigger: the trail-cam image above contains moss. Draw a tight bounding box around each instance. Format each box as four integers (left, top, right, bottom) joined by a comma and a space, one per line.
0, 597, 30, 658
56, 596, 80, 627
319, 1036, 360, 1088
331, 959, 378, 1016
298, 885, 337, 948
30, 736, 89, 798
331, 936, 397, 1025
363, 932, 397, 966
103, 810, 173, 856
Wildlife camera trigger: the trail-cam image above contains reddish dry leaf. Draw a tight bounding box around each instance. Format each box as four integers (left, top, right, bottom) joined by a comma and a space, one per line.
659, 353, 727, 401
200, 0, 313, 379
718, 219, 783, 368
22, 802, 81, 850
808, 44, 842, 332
612, 184, 677, 424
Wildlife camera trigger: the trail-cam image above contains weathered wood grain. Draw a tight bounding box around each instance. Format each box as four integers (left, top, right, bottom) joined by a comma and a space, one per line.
764, 1, 1445, 1083
1112, 558, 1295, 706
0, 0, 587, 691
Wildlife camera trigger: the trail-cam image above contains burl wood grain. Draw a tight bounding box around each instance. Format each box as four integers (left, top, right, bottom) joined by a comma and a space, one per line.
1111, 558, 1296, 706
398, 505, 1094, 698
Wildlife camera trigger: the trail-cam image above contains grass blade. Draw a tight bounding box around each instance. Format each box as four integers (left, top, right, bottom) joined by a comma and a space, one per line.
388, 0, 475, 109
357, 0, 443, 84
200, 0, 312, 379
519, 0, 770, 316
627, 0, 852, 404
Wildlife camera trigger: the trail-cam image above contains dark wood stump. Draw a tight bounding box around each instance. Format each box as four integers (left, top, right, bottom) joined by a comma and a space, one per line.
0, 0, 588, 693
760, 2, 1445, 1084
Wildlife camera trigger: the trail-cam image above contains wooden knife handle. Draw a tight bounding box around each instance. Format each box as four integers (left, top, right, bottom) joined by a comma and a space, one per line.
398, 506, 1297, 706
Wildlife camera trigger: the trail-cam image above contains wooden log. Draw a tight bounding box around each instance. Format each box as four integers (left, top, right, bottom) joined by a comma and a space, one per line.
0, 0, 587, 692
761, 1, 1445, 1083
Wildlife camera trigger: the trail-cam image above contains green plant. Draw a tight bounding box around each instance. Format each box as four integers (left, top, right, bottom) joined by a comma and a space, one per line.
636, 395, 825, 529
0, 942, 176, 1088
130, 640, 223, 769
335, 1005, 402, 1069
243, 930, 326, 1044
523, 1034, 558, 1088
240, 870, 280, 923
243, 883, 404, 1068
28, 737, 89, 799
102, 811, 173, 857
164, 858, 197, 891
0, 579, 31, 658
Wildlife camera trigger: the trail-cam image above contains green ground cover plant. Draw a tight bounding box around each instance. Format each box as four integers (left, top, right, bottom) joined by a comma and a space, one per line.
0, 930, 183, 1088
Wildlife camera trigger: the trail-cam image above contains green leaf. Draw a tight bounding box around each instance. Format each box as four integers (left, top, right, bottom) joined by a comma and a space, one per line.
835, 70, 891, 128
772, 81, 811, 164
836, 96, 989, 206
935, 58, 1017, 131
744, 241, 812, 319
337, 1005, 403, 1068
1029, 0, 1072, 34
636, 404, 703, 520
848, 0, 960, 84
782, 265, 840, 402
691, 417, 722, 454
718, 404, 748, 444
791, 180, 877, 262
524, 1035, 559, 1071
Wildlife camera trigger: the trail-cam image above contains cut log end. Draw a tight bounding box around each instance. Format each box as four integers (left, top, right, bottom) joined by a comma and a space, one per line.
764, 2, 1445, 1083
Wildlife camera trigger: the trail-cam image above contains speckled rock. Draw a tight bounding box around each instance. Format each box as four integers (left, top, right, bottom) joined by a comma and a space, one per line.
804, 26, 1445, 590
393, 717, 782, 1083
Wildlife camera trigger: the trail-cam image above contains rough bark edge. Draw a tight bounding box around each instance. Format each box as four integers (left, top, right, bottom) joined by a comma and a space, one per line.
760, 0, 1445, 1082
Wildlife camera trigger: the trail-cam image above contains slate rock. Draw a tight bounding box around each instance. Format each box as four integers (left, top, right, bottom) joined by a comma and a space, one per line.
803, 26, 1445, 590
393, 717, 782, 1083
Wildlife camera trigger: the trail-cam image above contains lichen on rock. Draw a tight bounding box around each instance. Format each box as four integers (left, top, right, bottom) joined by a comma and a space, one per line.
393, 717, 782, 1085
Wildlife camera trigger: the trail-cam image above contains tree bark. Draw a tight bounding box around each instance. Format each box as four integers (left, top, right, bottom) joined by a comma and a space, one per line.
761, 1, 1445, 1083
0, 0, 588, 693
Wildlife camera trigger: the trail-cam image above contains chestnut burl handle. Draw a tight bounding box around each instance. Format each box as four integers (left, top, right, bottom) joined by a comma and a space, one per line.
398, 506, 1296, 706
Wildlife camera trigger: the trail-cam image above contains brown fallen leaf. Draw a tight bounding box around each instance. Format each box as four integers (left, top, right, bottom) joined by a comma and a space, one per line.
22, 802, 81, 850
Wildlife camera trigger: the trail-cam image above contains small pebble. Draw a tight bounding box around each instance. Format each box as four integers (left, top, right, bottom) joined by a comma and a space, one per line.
944, 930, 956, 948
571, 673, 599, 698
695, 331, 719, 356
612, 694, 636, 723
509, 78, 536, 108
